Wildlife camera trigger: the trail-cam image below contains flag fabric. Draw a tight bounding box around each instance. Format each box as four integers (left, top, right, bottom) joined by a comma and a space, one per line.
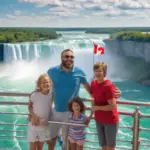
93, 43, 104, 54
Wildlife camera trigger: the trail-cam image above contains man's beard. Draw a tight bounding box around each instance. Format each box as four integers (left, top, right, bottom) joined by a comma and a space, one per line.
62, 60, 74, 69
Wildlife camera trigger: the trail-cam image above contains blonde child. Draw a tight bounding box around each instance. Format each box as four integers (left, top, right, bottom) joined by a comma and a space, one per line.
68, 97, 93, 150
27, 74, 53, 150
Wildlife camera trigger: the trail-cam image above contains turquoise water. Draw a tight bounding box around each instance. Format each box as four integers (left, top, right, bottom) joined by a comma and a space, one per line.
0, 31, 150, 150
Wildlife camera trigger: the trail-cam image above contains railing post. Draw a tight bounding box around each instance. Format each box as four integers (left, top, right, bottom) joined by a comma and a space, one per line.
132, 107, 140, 150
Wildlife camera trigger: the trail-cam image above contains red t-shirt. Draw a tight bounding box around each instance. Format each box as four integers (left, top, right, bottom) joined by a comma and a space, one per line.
91, 79, 119, 124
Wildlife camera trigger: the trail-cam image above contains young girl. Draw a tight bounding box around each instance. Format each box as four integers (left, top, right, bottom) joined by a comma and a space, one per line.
91, 62, 119, 150
68, 96, 93, 150
27, 74, 53, 150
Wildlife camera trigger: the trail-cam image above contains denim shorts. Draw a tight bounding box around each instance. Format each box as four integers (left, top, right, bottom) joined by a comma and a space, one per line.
96, 121, 118, 147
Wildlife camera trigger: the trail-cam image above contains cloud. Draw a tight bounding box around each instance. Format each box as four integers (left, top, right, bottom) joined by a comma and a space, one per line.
51, 11, 78, 17
83, 3, 110, 10
104, 10, 137, 17
1, 0, 150, 27
116, 0, 150, 9
19, 0, 63, 7
92, 9, 138, 18
19, 0, 150, 15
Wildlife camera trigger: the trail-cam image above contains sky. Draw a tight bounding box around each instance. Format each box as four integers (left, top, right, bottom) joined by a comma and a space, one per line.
0, 0, 150, 27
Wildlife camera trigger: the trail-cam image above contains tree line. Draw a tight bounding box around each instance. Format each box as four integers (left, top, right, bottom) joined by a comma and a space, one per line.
110, 31, 150, 42
85, 27, 150, 34
0, 28, 61, 43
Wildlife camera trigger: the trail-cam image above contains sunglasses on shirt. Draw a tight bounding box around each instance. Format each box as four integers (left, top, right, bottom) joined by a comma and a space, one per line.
63, 55, 74, 59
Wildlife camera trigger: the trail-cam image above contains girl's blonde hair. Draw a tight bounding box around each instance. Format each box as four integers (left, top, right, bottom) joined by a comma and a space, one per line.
93, 61, 107, 77
36, 74, 51, 91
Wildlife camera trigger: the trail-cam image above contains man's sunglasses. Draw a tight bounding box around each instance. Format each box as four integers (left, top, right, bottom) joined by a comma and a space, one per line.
63, 55, 74, 59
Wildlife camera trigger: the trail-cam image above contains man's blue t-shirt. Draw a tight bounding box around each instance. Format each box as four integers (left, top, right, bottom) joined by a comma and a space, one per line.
47, 65, 88, 112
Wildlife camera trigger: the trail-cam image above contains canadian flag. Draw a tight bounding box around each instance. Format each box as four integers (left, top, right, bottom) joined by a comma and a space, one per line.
93, 43, 104, 54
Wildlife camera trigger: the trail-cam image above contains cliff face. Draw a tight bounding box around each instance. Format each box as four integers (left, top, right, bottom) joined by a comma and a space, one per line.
104, 39, 150, 85
0, 44, 4, 62
104, 39, 150, 62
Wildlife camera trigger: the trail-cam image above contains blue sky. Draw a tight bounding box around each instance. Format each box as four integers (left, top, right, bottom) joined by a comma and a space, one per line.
0, 0, 150, 27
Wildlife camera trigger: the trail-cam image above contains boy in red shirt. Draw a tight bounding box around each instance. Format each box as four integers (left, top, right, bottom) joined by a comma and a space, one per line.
91, 61, 119, 150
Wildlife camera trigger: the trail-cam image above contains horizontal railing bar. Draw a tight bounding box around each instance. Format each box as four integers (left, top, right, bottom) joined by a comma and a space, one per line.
140, 139, 150, 142
83, 146, 99, 150
115, 146, 131, 150
0, 92, 30, 97
0, 109, 133, 116
140, 144, 150, 146
0, 129, 27, 133
117, 100, 150, 106
0, 135, 26, 138
0, 101, 28, 105
119, 111, 133, 116
117, 139, 132, 143
0, 123, 28, 126
119, 126, 133, 129
84, 146, 131, 150
48, 121, 86, 127
0, 121, 87, 127
1, 91, 150, 107
0, 122, 133, 130
0, 112, 28, 115
86, 139, 132, 143
140, 127, 150, 131
1, 101, 150, 118
140, 114, 150, 118
88, 125, 133, 130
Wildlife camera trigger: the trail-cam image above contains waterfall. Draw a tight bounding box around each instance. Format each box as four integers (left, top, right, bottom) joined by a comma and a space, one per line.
3, 43, 42, 62
3, 40, 98, 62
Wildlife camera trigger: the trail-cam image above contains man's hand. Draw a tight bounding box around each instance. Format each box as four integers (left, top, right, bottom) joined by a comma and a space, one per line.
114, 88, 121, 99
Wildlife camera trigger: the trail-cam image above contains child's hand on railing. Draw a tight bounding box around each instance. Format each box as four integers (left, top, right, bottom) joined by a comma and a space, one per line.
84, 111, 93, 126
31, 114, 40, 126
91, 106, 100, 111
40, 118, 49, 126
84, 117, 90, 126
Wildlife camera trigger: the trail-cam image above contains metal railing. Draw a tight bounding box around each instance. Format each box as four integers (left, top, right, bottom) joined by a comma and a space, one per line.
0, 91, 150, 150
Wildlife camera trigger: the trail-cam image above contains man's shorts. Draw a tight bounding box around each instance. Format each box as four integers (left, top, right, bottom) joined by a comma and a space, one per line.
47, 108, 69, 140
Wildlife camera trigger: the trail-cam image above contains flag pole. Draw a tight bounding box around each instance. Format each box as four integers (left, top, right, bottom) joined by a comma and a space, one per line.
93, 42, 95, 80
93, 42, 95, 66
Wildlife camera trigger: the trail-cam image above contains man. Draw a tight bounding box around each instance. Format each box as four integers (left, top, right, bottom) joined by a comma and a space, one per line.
29, 49, 121, 150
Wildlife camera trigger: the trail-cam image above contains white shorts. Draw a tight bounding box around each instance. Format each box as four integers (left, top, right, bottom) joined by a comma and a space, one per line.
27, 123, 48, 142
47, 108, 69, 140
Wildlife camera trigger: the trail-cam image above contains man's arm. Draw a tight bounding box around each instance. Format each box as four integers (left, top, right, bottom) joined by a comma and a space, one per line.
115, 87, 121, 99
84, 82, 121, 98
83, 83, 91, 94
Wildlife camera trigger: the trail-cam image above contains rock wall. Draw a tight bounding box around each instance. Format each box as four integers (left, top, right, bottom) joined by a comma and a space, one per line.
104, 39, 150, 85
104, 39, 150, 62
0, 44, 4, 62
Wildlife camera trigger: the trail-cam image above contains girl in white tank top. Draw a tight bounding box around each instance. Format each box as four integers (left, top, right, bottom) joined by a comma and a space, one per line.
27, 74, 53, 150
